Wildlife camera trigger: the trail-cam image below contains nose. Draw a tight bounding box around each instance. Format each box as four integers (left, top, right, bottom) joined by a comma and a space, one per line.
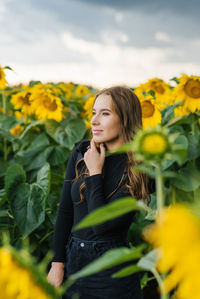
91, 114, 100, 125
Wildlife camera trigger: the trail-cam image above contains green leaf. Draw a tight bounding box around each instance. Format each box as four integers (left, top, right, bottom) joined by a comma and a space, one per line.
4, 66, 14, 71
48, 146, 70, 166
112, 264, 142, 278
170, 77, 179, 84
64, 119, 86, 149
0, 158, 9, 177
7, 183, 46, 236
137, 249, 158, 271
5, 164, 26, 196
53, 119, 86, 149
36, 163, 51, 197
24, 146, 54, 171
170, 165, 200, 192
19, 120, 44, 139
73, 197, 139, 231
0, 189, 7, 207
172, 135, 188, 165
70, 246, 145, 279
44, 119, 59, 139
23, 132, 49, 151
0, 210, 9, 217
187, 134, 200, 160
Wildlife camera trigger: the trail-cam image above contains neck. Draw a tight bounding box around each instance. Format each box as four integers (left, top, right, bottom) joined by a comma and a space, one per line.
105, 137, 125, 152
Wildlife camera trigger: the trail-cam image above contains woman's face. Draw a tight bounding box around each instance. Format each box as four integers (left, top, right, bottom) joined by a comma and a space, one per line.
91, 94, 124, 150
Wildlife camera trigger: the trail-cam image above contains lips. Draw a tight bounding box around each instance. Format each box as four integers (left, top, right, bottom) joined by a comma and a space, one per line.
92, 129, 103, 133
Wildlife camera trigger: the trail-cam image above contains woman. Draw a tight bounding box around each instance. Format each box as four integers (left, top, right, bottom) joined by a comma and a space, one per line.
47, 86, 155, 298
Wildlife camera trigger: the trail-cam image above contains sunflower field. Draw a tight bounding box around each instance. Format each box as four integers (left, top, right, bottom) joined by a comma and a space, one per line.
1, 64, 200, 299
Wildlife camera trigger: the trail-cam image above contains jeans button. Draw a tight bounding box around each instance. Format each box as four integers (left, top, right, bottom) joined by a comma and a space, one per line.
80, 242, 85, 247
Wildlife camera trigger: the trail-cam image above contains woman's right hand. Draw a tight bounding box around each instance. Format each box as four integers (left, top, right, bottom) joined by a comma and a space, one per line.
47, 262, 65, 288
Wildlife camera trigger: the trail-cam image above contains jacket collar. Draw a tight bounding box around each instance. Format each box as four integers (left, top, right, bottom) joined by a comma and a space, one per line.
75, 139, 128, 198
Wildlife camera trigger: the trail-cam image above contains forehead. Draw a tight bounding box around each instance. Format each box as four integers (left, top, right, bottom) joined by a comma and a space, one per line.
93, 94, 113, 110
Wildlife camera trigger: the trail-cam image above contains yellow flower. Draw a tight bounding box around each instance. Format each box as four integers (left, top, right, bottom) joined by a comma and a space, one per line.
30, 88, 63, 122
140, 96, 162, 129
80, 95, 95, 130
11, 90, 34, 115
10, 124, 25, 136
143, 204, 200, 298
174, 105, 191, 118
58, 83, 73, 100
135, 78, 172, 107
75, 85, 89, 98
0, 66, 8, 89
141, 133, 168, 155
173, 74, 200, 113
0, 247, 52, 299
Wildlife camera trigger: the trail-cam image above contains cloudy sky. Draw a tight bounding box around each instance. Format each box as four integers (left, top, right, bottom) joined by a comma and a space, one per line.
0, 0, 200, 88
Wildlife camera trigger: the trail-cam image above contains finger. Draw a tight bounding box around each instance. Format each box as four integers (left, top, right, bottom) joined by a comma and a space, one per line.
90, 138, 97, 151
100, 143, 106, 157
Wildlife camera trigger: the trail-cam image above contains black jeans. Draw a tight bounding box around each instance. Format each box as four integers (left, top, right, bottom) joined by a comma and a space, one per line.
63, 235, 143, 299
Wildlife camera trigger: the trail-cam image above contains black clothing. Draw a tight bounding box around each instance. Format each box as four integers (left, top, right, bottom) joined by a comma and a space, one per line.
64, 235, 143, 299
51, 139, 155, 263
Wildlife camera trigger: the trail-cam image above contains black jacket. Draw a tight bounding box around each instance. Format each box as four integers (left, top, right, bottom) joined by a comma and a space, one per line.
51, 139, 155, 262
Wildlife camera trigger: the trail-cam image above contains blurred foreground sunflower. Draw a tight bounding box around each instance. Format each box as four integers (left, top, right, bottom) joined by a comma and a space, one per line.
143, 204, 200, 299
0, 247, 53, 299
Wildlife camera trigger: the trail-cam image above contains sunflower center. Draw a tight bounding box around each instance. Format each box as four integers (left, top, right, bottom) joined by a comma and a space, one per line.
141, 101, 155, 118
22, 93, 31, 105
141, 134, 168, 155
151, 82, 165, 94
184, 79, 200, 98
43, 97, 58, 111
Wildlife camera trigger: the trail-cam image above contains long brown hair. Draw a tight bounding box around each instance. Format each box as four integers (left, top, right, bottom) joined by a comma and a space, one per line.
72, 86, 150, 204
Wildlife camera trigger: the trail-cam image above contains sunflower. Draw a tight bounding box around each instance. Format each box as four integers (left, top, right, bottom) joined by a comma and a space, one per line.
131, 125, 179, 163
32, 83, 62, 96
139, 95, 162, 129
9, 124, 25, 136
174, 105, 191, 118
0, 247, 53, 299
11, 90, 34, 115
75, 85, 89, 98
58, 83, 73, 100
0, 66, 8, 89
134, 78, 172, 107
173, 74, 200, 113
30, 88, 63, 122
143, 204, 200, 299
80, 95, 95, 129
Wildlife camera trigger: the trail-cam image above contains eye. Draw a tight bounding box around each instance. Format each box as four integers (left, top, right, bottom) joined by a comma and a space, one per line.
92, 111, 110, 116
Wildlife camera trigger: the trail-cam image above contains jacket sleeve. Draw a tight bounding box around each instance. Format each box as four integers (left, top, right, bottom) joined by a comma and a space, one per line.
84, 174, 135, 235
51, 146, 78, 263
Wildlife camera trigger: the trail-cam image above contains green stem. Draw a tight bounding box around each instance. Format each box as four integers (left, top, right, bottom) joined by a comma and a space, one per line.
39, 231, 54, 244
2, 92, 8, 160
3, 137, 8, 161
156, 164, 165, 210
152, 269, 169, 299
2, 91, 6, 115
171, 186, 176, 205
191, 118, 196, 135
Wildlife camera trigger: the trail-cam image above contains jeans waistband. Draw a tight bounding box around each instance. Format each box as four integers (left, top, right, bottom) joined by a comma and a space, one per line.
68, 234, 128, 246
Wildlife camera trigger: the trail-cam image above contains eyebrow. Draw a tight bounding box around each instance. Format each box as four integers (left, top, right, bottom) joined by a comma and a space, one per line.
92, 108, 111, 112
